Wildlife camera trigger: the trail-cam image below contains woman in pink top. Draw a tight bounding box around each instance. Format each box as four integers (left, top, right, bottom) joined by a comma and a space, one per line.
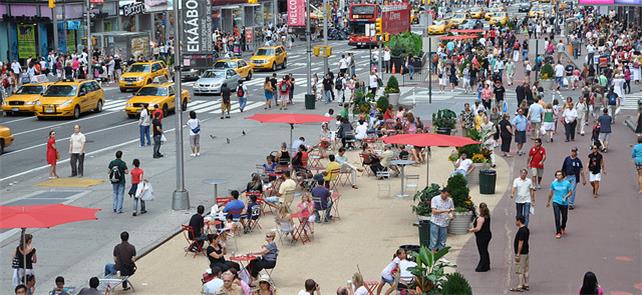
579, 271, 604, 295
481, 84, 493, 110
128, 158, 146, 216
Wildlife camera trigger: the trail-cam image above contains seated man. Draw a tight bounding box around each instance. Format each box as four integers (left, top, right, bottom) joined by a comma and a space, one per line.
223, 190, 245, 230
266, 171, 297, 208
380, 145, 400, 175
77, 277, 101, 295
335, 147, 361, 189
355, 121, 368, 141
452, 153, 474, 176
311, 179, 333, 222
188, 205, 207, 248
202, 266, 224, 295
322, 154, 342, 187
104, 231, 136, 290
49, 276, 71, 295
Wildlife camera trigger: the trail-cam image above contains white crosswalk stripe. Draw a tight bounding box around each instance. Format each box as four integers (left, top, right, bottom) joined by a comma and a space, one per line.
621, 93, 642, 110
99, 99, 263, 114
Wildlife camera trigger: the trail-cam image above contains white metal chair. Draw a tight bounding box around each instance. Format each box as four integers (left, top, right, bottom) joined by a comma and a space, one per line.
405, 174, 421, 194
376, 170, 391, 198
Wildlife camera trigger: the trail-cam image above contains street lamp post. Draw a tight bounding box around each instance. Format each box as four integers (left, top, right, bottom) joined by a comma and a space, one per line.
323, 0, 329, 73
306, 0, 312, 95
171, 0, 190, 210
86, 0, 92, 79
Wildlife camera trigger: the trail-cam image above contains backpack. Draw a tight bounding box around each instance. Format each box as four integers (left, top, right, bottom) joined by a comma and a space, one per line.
279, 82, 289, 92
109, 165, 122, 183
335, 77, 343, 90
237, 85, 244, 97
607, 92, 617, 105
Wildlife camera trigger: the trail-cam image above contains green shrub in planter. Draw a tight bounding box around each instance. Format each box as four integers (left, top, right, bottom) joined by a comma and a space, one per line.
388, 32, 422, 58
376, 95, 390, 112
540, 63, 555, 80
432, 109, 457, 129
441, 272, 473, 295
446, 174, 473, 211
384, 76, 400, 94
413, 183, 441, 217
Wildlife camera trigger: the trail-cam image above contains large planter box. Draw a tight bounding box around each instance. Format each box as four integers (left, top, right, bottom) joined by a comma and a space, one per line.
388, 93, 400, 106
467, 163, 489, 186
448, 211, 473, 235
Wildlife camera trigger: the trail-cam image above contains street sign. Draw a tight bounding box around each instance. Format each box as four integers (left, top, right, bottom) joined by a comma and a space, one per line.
122, 1, 145, 16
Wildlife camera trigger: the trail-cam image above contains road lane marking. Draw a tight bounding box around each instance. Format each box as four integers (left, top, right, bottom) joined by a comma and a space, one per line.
0, 116, 37, 124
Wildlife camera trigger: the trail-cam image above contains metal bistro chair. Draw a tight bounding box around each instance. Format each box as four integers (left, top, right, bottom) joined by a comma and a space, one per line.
328, 168, 342, 191
405, 174, 420, 194
245, 205, 263, 232
359, 153, 373, 176
376, 170, 391, 198
181, 225, 206, 258
336, 165, 353, 187
330, 190, 342, 220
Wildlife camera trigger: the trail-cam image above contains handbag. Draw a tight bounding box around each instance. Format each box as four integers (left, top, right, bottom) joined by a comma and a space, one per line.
160, 134, 167, 143
377, 77, 383, 87
136, 181, 155, 201
56, 151, 60, 160
11, 254, 20, 269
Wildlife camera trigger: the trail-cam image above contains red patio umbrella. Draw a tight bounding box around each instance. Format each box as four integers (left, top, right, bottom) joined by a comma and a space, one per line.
246, 113, 333, 150
449, 29, 485, 34
383, 133, 479, 186
438, 34, 479, 41
0, 204, 100, 283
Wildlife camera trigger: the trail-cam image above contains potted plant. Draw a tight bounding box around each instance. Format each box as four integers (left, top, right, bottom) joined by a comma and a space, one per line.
413, 183, 441, 220
539, 62, 555, 90
432, 109, 457, 135
352, 89, 372, 115
376, 95, 390, 112
384, 76, 401, 106
447, 174, 475, 235
408, 246, 455, 294
441, 272, 473, 295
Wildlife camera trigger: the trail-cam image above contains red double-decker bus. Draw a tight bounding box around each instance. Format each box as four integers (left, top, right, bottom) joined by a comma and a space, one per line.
347, 3, 411, 48
347, 4, 380, 47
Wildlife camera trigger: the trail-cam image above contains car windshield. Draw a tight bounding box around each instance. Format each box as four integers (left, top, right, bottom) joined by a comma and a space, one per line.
256, 48, 275, 56
128, 64, 150, 73
433, 21, 445, 25
214, 62, 236, 69
136, 87, 168, 96
16, 85, 44, 94
453, 14, 466, 18
201, 71, 225, 79
43, 85, 77, 97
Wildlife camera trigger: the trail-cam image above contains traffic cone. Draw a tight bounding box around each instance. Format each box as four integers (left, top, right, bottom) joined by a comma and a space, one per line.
392, 63, 396, 74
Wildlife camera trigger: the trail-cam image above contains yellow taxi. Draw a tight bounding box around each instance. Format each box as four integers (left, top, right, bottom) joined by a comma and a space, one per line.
0, 125, 14, 154
448, 13, 468, 29
428, 20, 447, 35
249, 46, 288, 72
468, 7, 484, 19
119, 61, 169, 92
214, 59, 254, 80
2, 82, 52, 115
484, 7, 502, 20
489, 12, 509, 26
35, 80, 105, 120
528, 6, 545, 18
124, 82, 190, 119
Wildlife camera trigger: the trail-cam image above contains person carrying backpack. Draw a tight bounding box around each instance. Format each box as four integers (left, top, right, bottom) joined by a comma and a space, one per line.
278, 76, 290, 110
335, 73, 345, 103
236, 80, 248, 112
108, 150, 129, 214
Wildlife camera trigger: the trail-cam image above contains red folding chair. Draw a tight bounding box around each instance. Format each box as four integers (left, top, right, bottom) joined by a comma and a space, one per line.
216, 196, 233, 207
181, 225, 206, 258
331, 191, 342, 220
328, 168, 341, 190
291, 211, 312, 244
364, 280, 379, 295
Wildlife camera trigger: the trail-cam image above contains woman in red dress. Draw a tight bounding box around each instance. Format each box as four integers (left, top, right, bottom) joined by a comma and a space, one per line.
46, 130, 59, 179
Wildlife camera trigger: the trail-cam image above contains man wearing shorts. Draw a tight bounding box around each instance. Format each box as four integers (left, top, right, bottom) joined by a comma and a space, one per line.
587, 146, 606, 197
597, 108, 612, 152
510, 216, 530, 292
527, 138, 546, 189
512, 108, 528, 156
220, 83, 231, 119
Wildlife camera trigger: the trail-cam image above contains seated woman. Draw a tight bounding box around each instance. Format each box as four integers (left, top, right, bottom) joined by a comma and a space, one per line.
293, 193, 316, 234
291, 145, 309, 171
206, 233, 240, 273
338, 117, 356, 149
404, 113, 417, 134
246, 231, 279, 284
275, 143, 291, 166
262, 156, 277, 181
246, 173, 263, 195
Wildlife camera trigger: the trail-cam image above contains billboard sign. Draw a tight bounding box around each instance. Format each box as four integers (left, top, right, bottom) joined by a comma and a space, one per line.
382, 3, 411, 35
122, 1, 146, 16
287, 0, 305, 27
182, 0, 212, 54
578, 0, 614, 5
614, 0, 641, 4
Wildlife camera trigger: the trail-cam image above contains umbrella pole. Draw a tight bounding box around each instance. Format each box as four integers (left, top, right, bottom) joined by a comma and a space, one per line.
21, 228, 26, 285
289, 123, 294, 153
425, 149, 431, 187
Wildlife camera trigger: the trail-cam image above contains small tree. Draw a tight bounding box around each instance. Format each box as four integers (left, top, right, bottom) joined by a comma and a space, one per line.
540, 63, 555, 80
441, 272, 473, 295
376, 95, 390, 112
384, 76, 400, 94
447, 174, 473, 212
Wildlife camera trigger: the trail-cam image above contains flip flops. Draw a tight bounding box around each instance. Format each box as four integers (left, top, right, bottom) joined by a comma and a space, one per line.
509, 287, 524, 292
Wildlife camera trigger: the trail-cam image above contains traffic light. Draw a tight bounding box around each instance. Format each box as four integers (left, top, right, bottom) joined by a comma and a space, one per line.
247, 0, 257, 3
48, 0, 56, 9
375, 18, 382, 35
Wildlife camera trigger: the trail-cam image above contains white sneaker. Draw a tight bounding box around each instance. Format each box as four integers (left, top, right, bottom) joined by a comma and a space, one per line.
196, 152, 200, 156
190, 153, 195, 157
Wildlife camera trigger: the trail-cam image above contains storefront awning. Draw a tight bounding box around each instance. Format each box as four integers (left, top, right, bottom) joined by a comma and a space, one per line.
220, 5, 240, 9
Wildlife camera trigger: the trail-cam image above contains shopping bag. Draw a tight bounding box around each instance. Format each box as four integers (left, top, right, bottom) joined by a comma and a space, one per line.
530, 206, 535, 215
615, 106, 621, 115
136, 181, 155, 201
160, 134, 167, 143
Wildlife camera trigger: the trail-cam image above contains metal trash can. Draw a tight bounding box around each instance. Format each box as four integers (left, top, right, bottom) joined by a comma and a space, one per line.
418, 220, 431, 248
305, 94, 315, 110
479, 169, 497, 195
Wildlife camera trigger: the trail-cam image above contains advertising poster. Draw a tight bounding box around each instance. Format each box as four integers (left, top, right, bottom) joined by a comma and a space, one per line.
17, 25, 36, 59
181, 0, 212, 53
578, 0, 614, 5
67, 31, 77, 54
287, 0, 305, 27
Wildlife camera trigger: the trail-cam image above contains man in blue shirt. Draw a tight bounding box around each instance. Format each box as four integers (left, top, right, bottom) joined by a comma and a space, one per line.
632, 136, 642, 194
560, 147, 587, 209
223, 190, 245, 220
311, 179, 332, 222
547, 170, 573, 239
597, 108, 612, 152
511, 108, 528, 156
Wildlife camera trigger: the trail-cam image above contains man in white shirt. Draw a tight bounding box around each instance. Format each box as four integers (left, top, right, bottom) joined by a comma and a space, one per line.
336, 147, 360, 189
511, 169, 535, 226
11, 60, 21, 76
202, 267, 224, 295
292, 136, 305, 153
355, 121, 368, 140
383, 46, 391, 73
338, 54, 349, 75
138, 104, 152, 147
554, 62, 565, 89
430, 188, 454, 252
69, 124, 86, 177
452, 153, 474, 176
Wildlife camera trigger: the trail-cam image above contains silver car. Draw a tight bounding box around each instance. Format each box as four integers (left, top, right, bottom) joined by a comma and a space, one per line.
193, 69, 240, 95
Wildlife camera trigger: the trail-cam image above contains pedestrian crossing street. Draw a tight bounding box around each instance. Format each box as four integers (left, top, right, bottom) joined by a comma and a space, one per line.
101, 98, 265, 114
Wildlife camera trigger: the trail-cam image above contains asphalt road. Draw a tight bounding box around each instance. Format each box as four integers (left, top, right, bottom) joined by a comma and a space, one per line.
0, 40, 378, 180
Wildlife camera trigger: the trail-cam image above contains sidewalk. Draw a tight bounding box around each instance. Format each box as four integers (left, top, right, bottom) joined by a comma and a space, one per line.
0, 102, 328, 292
131, 146, 511, 294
